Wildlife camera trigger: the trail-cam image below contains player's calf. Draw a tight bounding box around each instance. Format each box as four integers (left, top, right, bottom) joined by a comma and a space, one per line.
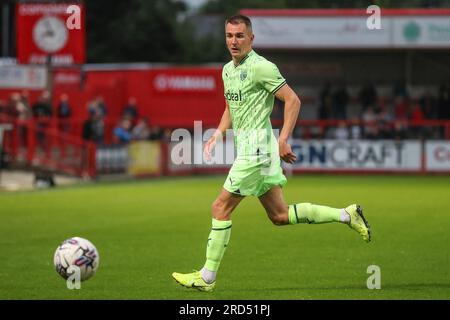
211, 190, 244, 220
211, 198, 230, 220
266, 209, 290, 226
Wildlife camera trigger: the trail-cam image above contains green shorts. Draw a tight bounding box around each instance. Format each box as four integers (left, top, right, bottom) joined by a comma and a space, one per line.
223, 154, 287, 198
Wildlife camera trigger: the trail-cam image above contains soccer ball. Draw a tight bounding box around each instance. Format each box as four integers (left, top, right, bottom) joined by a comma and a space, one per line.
53, 237, 100, 281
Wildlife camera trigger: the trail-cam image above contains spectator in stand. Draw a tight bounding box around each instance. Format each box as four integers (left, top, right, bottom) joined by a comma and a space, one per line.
362, 105, 378, 139
7, 93, 18, 117
87, 99, 99, 116
409, 100, 425, 138
349, 118, 362, 139
32, 90, 52, 118
113, 118, 132, 144
10, 92, 31, 121
82, 106, 104, 144
333, 121, 349, 140
419, 91, 438, 138
15, 98, 31, 121
122, 97, 139, 124
57, 93, 72, 119
88, 96, 107, 117
8, 93, 31, 148
393, 119, 408, 140
378, 121, 393, 139
394, 95, 410, 120
319, 82, 331, 106
318, 94, 333, 120
20, 90, 30, 111
358, 83, 378, 111
420, 91, 437, 120
161, 128, 173, 142
438, 81, 450, 119
32, 90, 52, 148
82, 114, 94, 142
410, 100, 425, 123
318, 83, 332, 120
92, 112, 105, 144
333, 83, 349, 120
149, 125, 163, 140
377, 102, 394, 139
57, 93, 72, 133
131, 117, 151, 140
318, 86, 333, 138
96, 95, 108, 117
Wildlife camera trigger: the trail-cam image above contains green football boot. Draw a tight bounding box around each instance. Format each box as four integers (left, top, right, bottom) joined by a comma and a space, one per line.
345, 204, 371, 243
172, 271, 215, 292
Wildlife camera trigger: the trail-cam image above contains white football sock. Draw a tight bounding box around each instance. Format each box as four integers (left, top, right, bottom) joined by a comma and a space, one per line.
200, 267, 217, 284
340, 209, 351, 224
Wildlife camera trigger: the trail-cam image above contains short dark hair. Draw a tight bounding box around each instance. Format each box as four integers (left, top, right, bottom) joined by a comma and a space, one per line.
225, 14, 252, 32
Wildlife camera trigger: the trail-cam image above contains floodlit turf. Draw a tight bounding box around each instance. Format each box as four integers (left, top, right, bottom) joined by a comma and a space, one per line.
0, 175, 449, 300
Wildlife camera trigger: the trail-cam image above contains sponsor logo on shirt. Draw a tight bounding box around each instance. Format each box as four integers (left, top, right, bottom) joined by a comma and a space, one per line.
225, 90, 242, 102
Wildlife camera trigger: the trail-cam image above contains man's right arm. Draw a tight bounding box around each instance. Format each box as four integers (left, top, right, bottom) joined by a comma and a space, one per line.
204, 101, 231, 158
214, 101, 231, 139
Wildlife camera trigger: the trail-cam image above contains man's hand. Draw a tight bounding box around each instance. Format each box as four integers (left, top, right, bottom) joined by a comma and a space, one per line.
204, 135, 218, 161
279, 139, 297, 164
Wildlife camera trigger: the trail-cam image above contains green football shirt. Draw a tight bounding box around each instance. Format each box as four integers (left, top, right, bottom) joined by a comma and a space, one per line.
222, 50, 286, 156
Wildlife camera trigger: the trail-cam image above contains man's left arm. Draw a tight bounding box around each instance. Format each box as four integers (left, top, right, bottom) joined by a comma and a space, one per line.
274, 84, 301, 163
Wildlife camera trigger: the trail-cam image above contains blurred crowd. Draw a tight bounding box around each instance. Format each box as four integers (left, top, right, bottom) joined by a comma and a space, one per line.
1, 82, 450, 145
0, 92, 170, 146
81, 95, 172, 145
274, 81, 450, 140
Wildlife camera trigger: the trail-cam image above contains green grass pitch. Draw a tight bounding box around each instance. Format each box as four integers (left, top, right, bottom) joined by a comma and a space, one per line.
0, 175, 449, 300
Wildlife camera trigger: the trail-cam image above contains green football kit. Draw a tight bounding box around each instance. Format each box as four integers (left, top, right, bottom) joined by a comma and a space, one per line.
222, 50, 287, 197
172, 50, 371, 292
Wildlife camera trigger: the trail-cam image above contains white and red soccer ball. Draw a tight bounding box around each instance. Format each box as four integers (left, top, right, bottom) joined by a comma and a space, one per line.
53, 237, 100, 281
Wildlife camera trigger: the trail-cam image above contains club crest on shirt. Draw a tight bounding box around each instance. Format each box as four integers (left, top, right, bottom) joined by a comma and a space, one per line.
240, 70, 247, 81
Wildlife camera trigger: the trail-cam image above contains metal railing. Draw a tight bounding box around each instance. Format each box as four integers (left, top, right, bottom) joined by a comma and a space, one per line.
0, 114, 96, 177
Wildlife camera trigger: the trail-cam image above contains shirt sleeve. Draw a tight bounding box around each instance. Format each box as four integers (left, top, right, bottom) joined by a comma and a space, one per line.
222, 66, 228, 96
222, 66, 227, 82
254, 60, 286, 94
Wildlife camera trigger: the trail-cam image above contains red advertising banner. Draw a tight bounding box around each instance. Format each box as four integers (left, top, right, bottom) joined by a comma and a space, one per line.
16, 3, 85, 65
147, 68, 225, 127
150, 69, 221, 95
